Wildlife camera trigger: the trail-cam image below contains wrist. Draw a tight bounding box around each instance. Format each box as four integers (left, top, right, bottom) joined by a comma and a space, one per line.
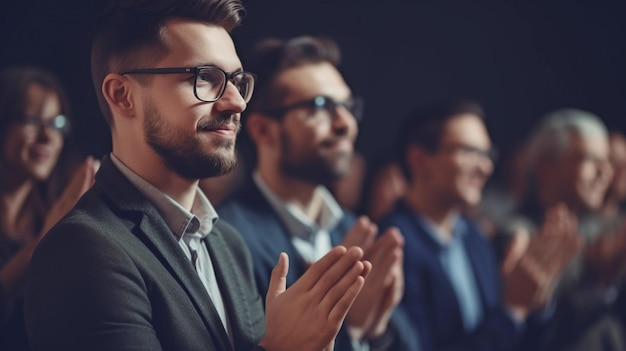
368, 325, 395, 351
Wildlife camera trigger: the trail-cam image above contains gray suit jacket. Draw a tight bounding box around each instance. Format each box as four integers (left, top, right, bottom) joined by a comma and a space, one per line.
24, 156, 266, 351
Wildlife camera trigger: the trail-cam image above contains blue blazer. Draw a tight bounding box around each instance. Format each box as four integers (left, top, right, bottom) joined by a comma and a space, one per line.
218, 181, 421, 351
379, 202, 547, 351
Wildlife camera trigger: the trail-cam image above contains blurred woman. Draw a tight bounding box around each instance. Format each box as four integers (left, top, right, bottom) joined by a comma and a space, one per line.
0, 66, 98, 350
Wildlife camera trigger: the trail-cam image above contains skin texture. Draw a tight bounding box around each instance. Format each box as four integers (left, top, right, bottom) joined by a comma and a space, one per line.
100, 19, 369, 351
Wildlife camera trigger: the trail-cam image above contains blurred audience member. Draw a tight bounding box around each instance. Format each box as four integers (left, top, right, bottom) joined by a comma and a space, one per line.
599, 131, 626, 227
218, 35, 420, 351
379, 98, 579, 351
0, 66, 98, 350
499, 109, 625, 351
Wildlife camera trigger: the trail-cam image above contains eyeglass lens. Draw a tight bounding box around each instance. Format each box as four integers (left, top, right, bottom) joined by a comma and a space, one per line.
196, 68, 254, 103
20, 114, 69, 133
313, 96, 363, 121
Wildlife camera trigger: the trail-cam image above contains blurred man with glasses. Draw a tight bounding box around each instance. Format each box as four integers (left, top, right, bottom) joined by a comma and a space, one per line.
378, 98, 582, 351
23, 1, 373, 351
218, 36, 420, 351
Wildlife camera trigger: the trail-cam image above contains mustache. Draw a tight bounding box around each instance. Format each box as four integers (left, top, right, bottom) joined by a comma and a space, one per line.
320, 136, 352, 148
197, 114, 241, 133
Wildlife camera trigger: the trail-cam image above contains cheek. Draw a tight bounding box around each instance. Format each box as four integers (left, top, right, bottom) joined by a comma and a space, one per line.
3, 132, 31, 160
577, 163, 599, 186
50, 134, 65, 156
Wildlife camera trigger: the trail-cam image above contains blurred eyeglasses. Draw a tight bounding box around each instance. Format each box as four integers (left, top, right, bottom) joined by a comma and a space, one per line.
119, 66, 256, 103
262, 95, 364, 123
18, 114, 70, 136
440, 143, 498, 163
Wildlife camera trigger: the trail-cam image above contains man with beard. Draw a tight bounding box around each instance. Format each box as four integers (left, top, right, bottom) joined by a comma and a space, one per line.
217, 36, 420, 351
23, 1, 372, 351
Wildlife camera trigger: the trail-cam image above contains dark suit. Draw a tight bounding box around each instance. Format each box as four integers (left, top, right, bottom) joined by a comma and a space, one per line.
24, 156, 265, 351
218, 181, 420, 351
378, 202, 547, 351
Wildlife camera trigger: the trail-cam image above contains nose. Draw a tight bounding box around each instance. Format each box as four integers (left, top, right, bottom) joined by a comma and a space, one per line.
330, 106, 356, 136
214, 81, 247, 114
36, 123, 55, 142
481, 157, 494, 176
599, 158, 614, 182
475, 152, 494, 177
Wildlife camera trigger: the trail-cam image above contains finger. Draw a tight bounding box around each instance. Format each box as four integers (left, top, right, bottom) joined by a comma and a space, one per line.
364, 227, 403, 261
266, 252, 289, 304
65, 157, 96, 200
297, 246, 348, 292
311, 247, 366, 301
326, 268, 366, 326
342, 216, 377, 250
502, 232, 529, 275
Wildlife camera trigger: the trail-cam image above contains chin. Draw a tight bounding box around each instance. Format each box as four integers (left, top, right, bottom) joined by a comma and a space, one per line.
30, 171, 54, 182
461, 192, 483, 207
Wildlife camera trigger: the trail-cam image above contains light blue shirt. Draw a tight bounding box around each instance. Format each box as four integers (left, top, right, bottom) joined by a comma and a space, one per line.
415, 214, 483, 332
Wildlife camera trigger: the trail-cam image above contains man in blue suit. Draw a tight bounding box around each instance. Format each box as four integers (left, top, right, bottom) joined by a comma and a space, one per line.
378, 99, 579, 351
218, 36, 419, 351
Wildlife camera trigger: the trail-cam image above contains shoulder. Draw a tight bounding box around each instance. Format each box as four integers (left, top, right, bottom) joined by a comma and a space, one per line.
218, 183, 267, 219
378, 203, 416, 234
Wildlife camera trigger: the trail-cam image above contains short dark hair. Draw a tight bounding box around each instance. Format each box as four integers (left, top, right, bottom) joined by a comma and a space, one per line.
91, 0, 246, 126
244, 36, 342, 113
398, 98, 485, 176
0, 66, 71, 143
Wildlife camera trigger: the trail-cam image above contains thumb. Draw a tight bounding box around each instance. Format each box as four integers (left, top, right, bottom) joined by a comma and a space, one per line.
266, 252, 289, 305
502, 231, 529, 275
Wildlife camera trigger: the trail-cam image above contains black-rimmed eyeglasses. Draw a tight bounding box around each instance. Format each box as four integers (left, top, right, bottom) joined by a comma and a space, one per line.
262, 95, 364, 123
119, 66, 256, 103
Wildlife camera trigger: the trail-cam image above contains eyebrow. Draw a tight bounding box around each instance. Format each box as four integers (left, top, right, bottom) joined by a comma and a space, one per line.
192, 63, 244, 73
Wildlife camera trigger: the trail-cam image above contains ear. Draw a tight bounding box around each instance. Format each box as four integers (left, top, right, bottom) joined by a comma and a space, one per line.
405, 144, 428, 180
102, 73, 137, 119
246, 112, 279, 147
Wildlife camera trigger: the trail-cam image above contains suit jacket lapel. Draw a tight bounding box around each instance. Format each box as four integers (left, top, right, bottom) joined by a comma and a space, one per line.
204, 226, 258, 351
462, 221, 498, 308
248, 183, 308, 283
97, 156, 232, 351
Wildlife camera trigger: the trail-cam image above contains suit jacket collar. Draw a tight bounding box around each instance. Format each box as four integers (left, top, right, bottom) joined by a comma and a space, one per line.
235, 180, 353, 282
96, 155, 233, 350
400, 202, 494, 316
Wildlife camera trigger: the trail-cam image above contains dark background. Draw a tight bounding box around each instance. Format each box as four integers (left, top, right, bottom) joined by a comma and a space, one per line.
1, 0, 625, 169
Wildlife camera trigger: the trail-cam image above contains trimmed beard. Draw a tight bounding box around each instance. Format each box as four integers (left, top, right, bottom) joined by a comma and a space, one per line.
278, 128, 352, 186
143, 99, 237, 180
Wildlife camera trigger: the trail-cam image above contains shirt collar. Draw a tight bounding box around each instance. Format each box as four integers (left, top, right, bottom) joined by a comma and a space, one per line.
414, 211, 467, 248
110, 153, 218, 240
253, 171, 343, 241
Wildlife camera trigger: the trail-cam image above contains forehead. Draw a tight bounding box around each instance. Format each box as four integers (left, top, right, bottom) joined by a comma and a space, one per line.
440, 114, 490, 145
568, 132, 609, 156
273, 62, 351, 104
157, 18, 242, 71
23, 84, 61, 117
